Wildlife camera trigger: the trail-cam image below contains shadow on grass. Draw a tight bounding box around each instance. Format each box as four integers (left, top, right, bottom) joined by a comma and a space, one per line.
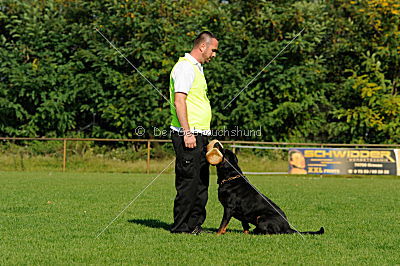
128, 219, 171, 231
127, 218, 242, 233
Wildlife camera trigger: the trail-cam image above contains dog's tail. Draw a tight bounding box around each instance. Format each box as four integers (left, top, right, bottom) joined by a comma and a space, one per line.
290, 227, 324, 235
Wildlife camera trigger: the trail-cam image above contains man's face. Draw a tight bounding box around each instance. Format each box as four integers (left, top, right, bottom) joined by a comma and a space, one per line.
290, 152, 306, 169
202, 38, 218, 64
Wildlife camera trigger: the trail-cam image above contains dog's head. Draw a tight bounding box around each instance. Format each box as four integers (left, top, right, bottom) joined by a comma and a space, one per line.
206, 140, 243, 181
212, 147, 243, 185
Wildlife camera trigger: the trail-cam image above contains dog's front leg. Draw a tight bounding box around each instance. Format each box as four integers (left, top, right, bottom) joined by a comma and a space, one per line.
217, 209, 231, 235
242, 222, 250, 234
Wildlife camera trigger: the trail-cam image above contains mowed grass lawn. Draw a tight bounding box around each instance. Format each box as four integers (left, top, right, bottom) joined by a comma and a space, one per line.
1, 171, 399, 264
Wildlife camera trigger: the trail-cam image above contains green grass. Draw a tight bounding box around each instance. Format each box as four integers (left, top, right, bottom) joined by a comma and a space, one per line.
0, 153, 287, 174
1, 171, 399, 264
0, 142, 287, 173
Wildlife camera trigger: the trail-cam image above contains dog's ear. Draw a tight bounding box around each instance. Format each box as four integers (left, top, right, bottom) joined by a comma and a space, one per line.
232, 151, 238, 164
225, 149, 238, 165
214, 142, 224, 154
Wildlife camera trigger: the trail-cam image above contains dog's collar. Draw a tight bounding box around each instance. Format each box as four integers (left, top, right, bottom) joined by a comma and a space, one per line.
219, 174, 242, 185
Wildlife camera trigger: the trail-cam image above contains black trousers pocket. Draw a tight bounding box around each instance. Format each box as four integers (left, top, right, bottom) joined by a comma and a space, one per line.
179, 153, 197, 179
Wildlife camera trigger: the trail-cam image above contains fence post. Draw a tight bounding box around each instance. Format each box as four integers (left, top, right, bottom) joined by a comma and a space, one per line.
63, 139, 67, 172
146, 140, 150, 174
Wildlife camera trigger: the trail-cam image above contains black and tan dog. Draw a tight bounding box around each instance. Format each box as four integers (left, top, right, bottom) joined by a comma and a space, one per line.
208, 141, 324, 235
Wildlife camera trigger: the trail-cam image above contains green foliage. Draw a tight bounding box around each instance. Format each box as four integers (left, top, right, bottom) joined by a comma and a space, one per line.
326, 0, 400, 143
0, 0, 399, 143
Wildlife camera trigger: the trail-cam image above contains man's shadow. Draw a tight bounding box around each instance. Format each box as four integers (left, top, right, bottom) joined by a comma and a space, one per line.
127, 219, 172, 231
127, 219, 242, 233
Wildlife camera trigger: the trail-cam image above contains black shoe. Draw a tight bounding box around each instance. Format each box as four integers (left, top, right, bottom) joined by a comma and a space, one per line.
190, 225, 203, 235
170, 226, 202, 235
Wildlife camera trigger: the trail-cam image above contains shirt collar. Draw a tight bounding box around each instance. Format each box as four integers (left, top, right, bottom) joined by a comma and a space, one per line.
184, 53, 202, 66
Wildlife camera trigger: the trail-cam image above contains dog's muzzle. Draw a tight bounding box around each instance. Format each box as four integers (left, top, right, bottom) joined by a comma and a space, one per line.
206, 139, 223, 165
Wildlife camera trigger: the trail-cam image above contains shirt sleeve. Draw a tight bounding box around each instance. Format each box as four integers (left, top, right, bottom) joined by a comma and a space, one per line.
172, 61, 195, 94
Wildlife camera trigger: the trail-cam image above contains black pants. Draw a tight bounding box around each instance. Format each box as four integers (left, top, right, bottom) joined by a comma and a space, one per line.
170, 131, 209, 233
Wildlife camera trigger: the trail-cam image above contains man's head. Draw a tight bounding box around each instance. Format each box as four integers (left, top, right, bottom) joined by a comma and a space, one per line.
191, 31, 218, 64
289, 150, 306, 169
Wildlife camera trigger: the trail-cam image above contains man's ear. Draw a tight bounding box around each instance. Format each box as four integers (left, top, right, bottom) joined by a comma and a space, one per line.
199, 42, 206, 53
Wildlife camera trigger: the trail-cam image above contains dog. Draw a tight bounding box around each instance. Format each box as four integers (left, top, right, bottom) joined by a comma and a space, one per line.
214, 146, 324, 235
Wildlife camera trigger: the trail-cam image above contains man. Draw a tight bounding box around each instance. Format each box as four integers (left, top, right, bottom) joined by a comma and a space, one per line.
169, 31, 218, 234
288, 150, 308, 175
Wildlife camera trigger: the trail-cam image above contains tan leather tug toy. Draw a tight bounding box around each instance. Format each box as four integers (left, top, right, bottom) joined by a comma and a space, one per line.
206, 140, 224, 165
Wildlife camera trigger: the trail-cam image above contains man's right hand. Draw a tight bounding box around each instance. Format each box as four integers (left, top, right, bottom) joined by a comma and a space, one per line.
174, 93, 196, 148
184, 132, 196, 148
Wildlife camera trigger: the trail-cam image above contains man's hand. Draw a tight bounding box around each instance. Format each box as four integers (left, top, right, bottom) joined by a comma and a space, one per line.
184, 131, 196, 148
175, 93, 197, 148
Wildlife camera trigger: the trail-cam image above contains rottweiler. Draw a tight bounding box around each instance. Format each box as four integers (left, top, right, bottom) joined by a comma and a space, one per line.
215, 146, 324, 235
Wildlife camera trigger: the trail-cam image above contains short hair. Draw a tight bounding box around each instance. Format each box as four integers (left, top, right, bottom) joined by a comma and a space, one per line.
289, 150, 303, 161
193, 31, 217, 48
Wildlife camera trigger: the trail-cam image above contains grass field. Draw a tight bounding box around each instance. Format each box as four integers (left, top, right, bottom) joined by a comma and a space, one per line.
0, 141, 288, 173
1, 171, 399, 264
0, 152, 287, 174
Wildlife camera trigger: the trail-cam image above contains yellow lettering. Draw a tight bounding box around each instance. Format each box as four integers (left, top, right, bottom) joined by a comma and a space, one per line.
370, 151, 379, 158
325, 150, 333, 158
382, 151, 395, 163
300, 149, 395, 162
304, 150, 314, 158
333, 150, 347, 158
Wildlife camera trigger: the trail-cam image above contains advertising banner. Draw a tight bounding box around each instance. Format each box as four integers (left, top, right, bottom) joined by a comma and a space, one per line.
288, 148, 399, 176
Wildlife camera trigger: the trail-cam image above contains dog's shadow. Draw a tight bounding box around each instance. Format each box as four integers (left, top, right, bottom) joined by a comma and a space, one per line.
127, 219, 242, 233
